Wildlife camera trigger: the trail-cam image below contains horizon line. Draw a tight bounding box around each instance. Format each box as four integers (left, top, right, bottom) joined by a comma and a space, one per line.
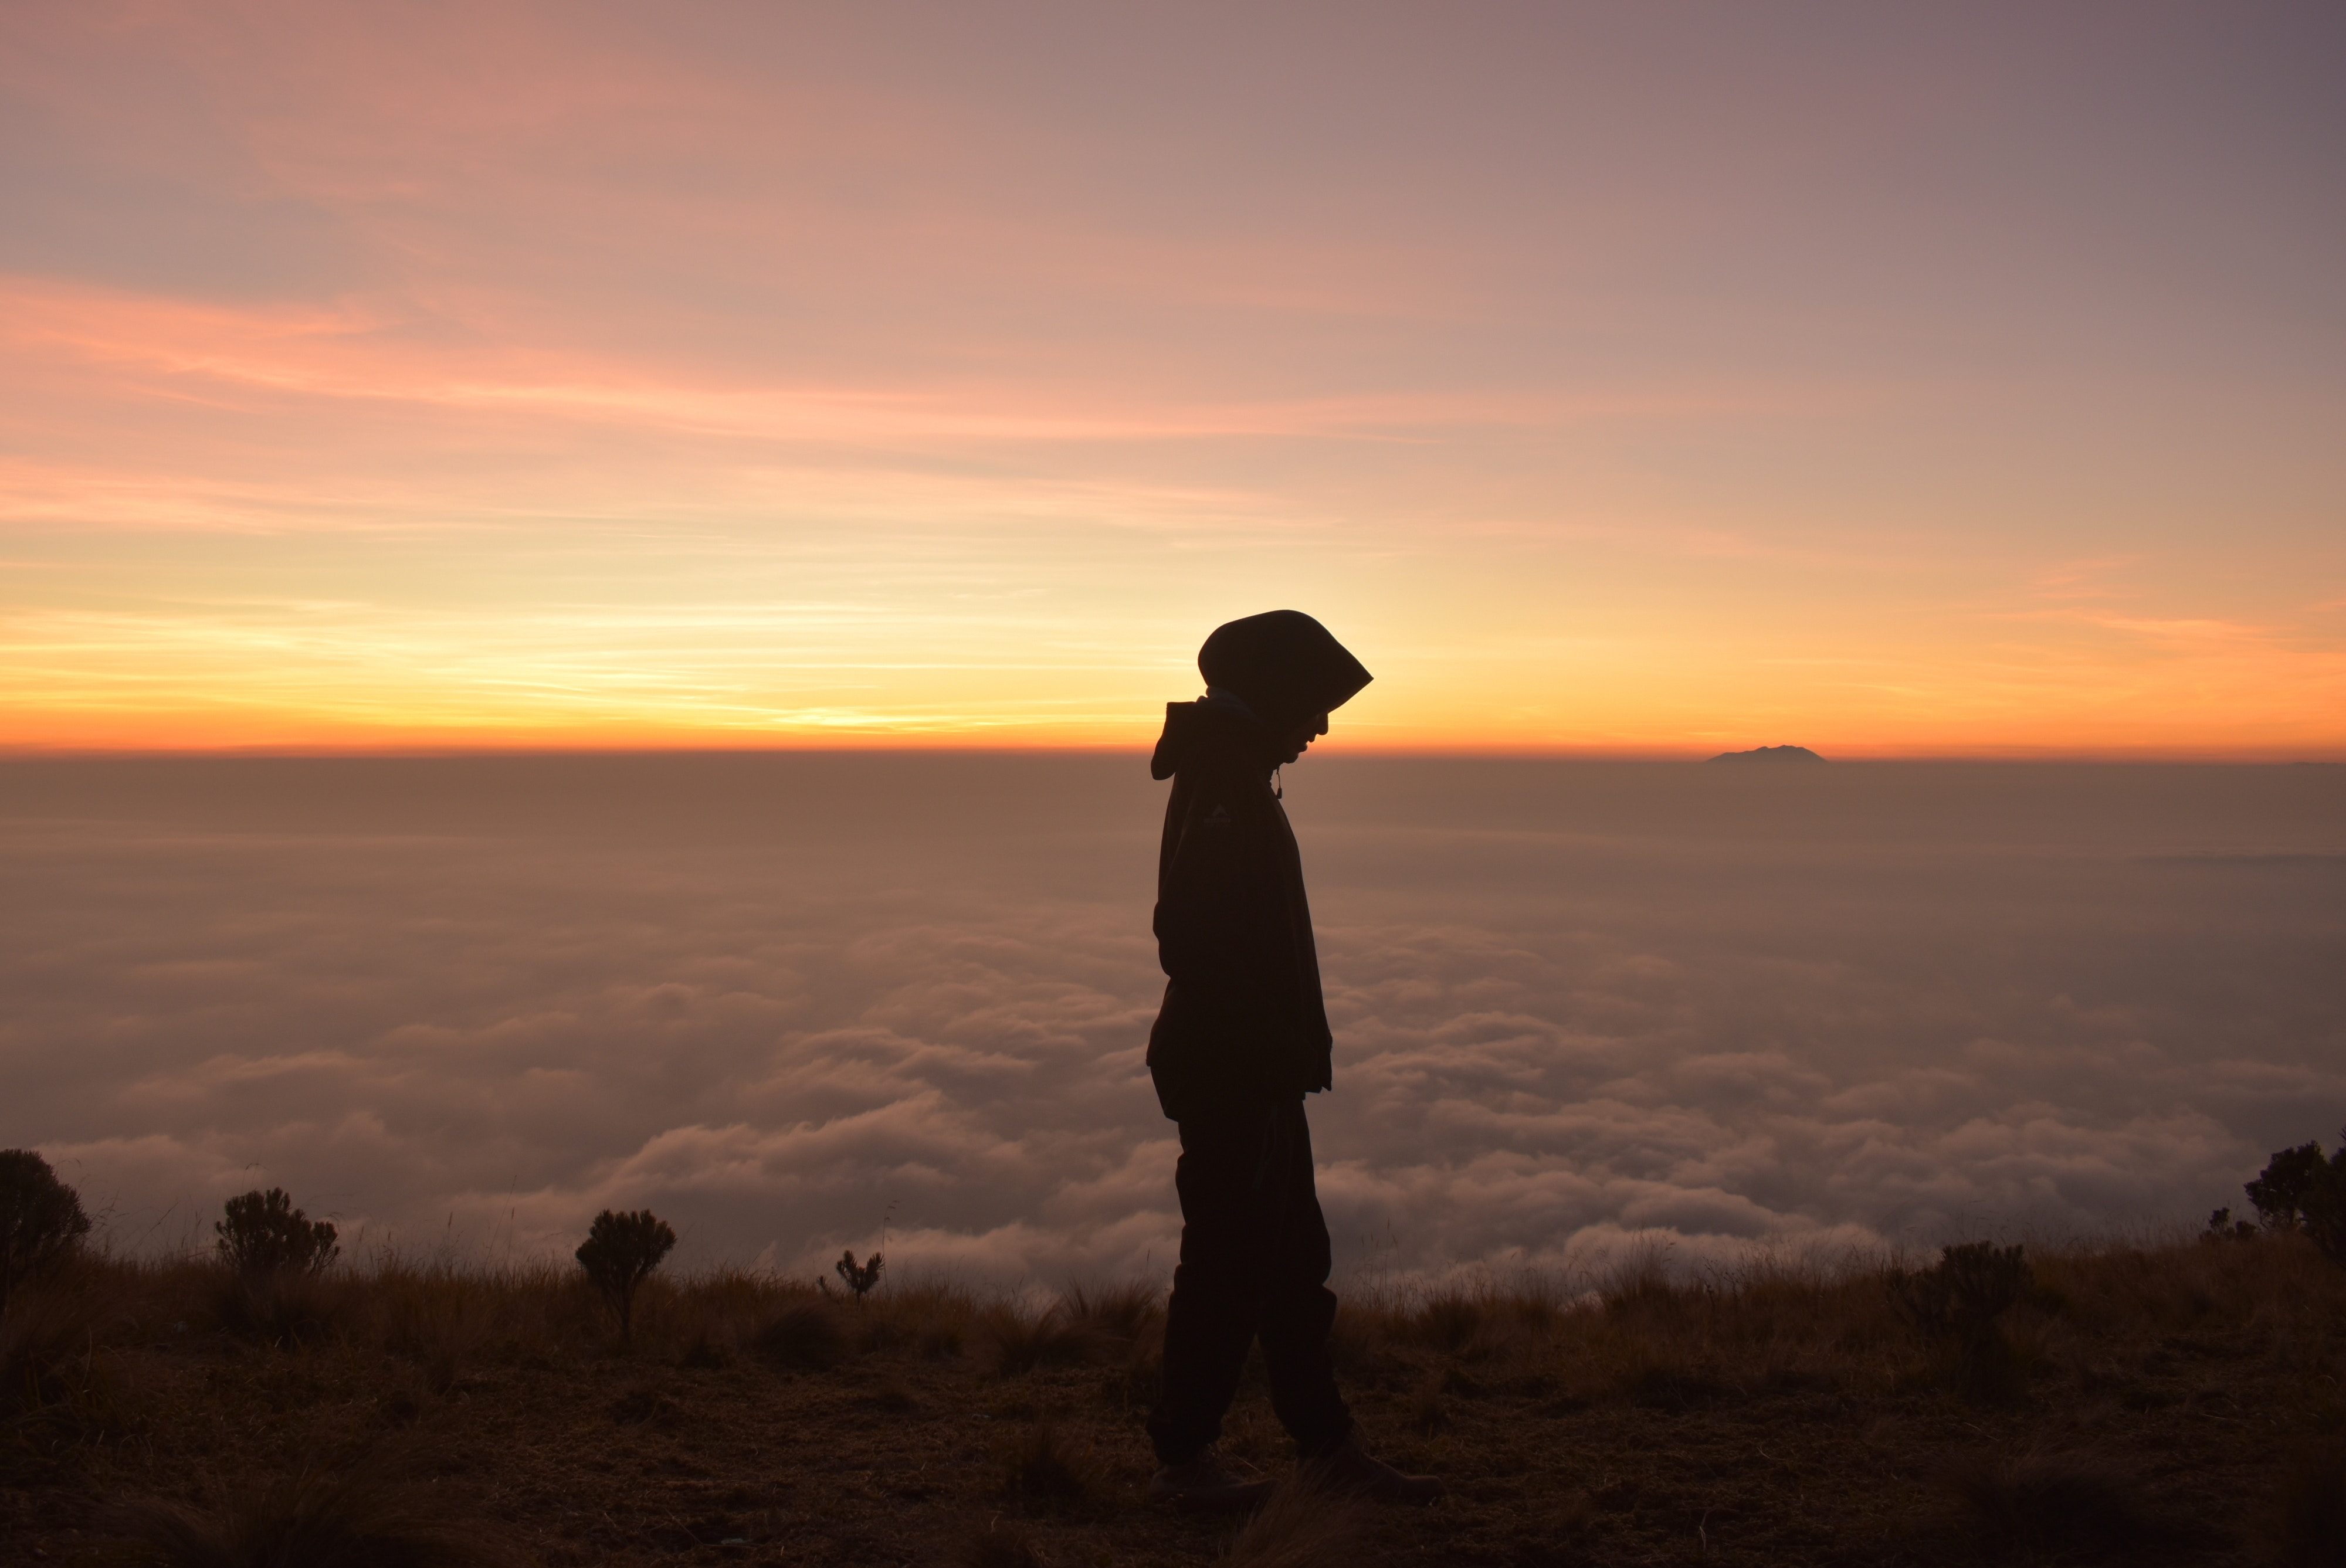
3, 741, 2340, 766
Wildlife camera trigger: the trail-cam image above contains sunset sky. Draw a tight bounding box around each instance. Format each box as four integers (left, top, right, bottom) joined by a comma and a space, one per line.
5, 2, 2342, 755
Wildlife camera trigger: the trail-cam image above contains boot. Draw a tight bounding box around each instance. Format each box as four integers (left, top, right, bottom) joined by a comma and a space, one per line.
1299, 1430, 1445, 1503
1147, 1445, 1277, 1511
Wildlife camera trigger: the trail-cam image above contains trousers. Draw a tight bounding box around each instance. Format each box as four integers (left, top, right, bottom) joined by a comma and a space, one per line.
1145, 1095, 1353, 1465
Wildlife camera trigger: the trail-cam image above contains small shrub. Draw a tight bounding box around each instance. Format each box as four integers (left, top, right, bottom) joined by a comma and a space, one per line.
2206, 1207, 2260, 1241
752, 1299, 846, 1370
0, 1150, 93, 1311
573, 1209, 676, 1348
834, 1248, 883, 1301
215, 1189, 338, 1278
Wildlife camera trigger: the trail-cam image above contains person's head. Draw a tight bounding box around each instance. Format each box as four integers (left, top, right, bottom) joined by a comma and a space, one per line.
1197, 610, 1371, 762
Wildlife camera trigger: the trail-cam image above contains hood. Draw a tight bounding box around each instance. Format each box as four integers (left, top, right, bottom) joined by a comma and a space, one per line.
1195, 610, 1372, 731
1150, 692, 1267, 781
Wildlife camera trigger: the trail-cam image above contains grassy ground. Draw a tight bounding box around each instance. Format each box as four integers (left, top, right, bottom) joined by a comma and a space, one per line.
4, 1233, 2344, 1566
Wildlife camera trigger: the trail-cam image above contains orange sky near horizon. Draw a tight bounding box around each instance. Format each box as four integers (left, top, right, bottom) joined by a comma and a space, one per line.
4, 3, 2342, 758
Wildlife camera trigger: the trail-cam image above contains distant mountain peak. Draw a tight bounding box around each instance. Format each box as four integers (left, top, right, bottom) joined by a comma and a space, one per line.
1708, 745, 1825, 763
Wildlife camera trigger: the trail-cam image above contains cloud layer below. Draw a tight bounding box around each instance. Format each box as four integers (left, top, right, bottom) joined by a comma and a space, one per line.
4, 755, 2340, 1285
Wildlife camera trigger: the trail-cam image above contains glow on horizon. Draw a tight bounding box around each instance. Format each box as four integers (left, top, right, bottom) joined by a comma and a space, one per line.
4, 4, 2342, 758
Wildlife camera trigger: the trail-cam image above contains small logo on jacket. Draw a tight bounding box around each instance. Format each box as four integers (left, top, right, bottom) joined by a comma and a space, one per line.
1204, 804, 1232, 824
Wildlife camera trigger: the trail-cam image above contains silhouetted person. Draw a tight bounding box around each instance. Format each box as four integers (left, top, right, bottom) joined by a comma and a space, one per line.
1143, 610, 1442, 1508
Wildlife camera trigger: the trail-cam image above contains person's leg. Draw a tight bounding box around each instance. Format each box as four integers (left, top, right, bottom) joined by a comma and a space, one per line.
1255, 1099, 1353, 1458
1147, 1102, 1281, 1465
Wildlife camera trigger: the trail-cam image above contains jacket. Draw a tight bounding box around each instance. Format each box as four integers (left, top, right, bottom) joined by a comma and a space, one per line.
1144, 612, 1373, 1121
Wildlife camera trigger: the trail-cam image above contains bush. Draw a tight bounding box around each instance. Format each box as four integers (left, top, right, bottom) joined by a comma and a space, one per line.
1889, 1241, 2031, 1341
2247, 1134, 2346, 1264
1888, 1242, 2033, 1401
0, 1150, 92, 1311
215, 1189, 338, 1278
574, 1209, 676, 1348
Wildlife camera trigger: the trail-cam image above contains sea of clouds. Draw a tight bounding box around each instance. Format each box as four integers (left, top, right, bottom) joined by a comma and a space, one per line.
2, 754, 2340, 1287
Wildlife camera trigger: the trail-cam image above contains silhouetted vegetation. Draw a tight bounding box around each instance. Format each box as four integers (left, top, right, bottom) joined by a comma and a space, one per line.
1888, 1240, 2035, 1401
214, 1187, 339, 1278
0, 1150, 91, 1311
833, 1247, 884, 1301
2248, 1131, 2346, 1264
573, 1208, 676, 1348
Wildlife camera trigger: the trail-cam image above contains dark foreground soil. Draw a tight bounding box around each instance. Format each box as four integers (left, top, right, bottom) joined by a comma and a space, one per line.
4, 1234, 2344, 1566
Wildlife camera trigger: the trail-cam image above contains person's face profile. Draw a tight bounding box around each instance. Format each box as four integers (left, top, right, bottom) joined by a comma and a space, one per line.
1277, 712, 1331, 765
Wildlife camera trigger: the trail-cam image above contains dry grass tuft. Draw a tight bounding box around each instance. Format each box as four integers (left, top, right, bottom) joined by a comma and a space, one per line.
1, 1271, 119, 1462
1402, 1291, 1485, 1355
752, 1299, 847, 1370
1404, 1370, 1448, 1435
982, 1302, 1106, 1376
999, 1418, 1091, 1506
1059, 1279, 1163, 1344
210, 1265, 352, 1348
371, 1268, 491, 1394
1220, 1481, 1361, 1567
1947, 1445, 2153, 1550
114, 1442, 522, 1567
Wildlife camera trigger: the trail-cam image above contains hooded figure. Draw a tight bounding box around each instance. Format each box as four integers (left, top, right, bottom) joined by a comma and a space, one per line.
1141, 611, 1440, 1508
